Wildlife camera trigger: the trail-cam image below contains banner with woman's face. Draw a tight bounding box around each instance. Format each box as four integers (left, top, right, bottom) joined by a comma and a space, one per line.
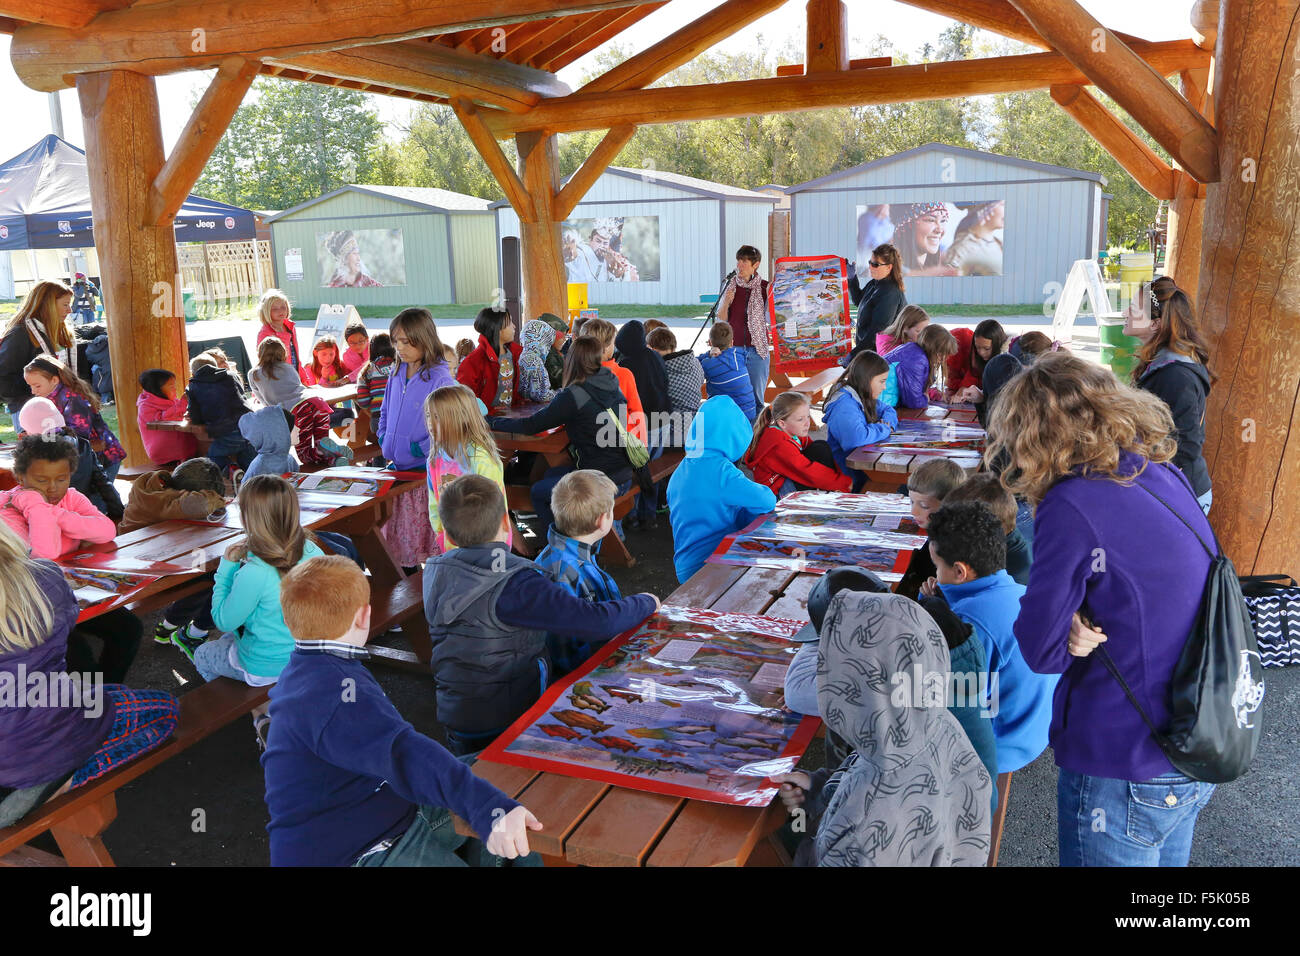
317, 228, 407, 288
856, 200, 1005, 277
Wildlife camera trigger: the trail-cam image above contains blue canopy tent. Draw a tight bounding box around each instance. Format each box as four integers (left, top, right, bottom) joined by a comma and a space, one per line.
0, 134, 257, 250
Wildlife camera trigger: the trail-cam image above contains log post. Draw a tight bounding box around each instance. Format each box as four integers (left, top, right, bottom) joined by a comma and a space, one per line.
77, 71, 188, 467
1164, 67, 1212, 291
514, 131, 567, 321
805, 0, 848, 74
1197, 0, 1300, 575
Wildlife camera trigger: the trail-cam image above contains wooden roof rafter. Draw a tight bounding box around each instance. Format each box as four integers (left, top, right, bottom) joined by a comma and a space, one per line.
544, 3, 668, 74
519, 10, 609, 69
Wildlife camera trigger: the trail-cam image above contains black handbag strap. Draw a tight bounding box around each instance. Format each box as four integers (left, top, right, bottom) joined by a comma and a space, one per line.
1095, 644, 1170, 747
1239, 573, 1299, 588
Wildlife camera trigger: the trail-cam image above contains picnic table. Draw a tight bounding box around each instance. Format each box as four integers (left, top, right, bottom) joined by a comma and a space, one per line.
847, 404, 985, 489
452, 560, 827, 866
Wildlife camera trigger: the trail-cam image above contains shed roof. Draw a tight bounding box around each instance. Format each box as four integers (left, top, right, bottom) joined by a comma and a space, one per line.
268, 183, 494, 221
785, 142, 1107, 192
488, 165, 778, 209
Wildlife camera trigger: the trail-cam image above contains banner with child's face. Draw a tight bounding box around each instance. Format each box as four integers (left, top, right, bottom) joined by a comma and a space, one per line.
857, 200, 1005, 277
316, 228, 406, 288
562, 216, 660, 283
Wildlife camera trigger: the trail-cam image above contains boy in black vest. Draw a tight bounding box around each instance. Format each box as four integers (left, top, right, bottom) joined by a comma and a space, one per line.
423, 474, 660, 756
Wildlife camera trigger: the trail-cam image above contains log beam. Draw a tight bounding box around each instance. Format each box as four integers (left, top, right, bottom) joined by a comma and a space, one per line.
0, 0, 112, 30
147, 57, 258, 226
1008, 0, 1219, 183
891, 0, 1048, 49
515, 131, 566, 321
486, 40, 1209, 137
554, 124, 635, 220
1165, 67, 1212, 292
10, 0, 643, 92
451, 97, 535, 220
270, 39, 571, 113
580, 0, 788, 94
1189, 0, 1217, 52
775, 56, 891, 76
1049, 84, 1175, 199
805, 0, 848, 74
1197, 0, 1300, 575
76, 71, 188, 467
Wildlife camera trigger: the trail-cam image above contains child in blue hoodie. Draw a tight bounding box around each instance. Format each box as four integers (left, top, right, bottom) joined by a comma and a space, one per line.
823, 349, 899, 484
922, 501, 1057, 774
699, 322, 757, 422
533, 469, 624, 677
666, 395, 777, 583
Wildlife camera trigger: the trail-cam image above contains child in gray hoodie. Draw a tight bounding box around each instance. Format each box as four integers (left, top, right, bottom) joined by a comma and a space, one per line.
240, 405, 297, 480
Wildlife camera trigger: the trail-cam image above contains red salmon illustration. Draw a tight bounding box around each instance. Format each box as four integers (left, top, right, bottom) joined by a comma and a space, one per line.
539, 724, 584, 741
593, 735, 639, 753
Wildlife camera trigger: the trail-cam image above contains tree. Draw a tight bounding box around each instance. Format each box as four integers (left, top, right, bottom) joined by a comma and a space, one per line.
194, 78, 384, 211
360, 104, 512, 199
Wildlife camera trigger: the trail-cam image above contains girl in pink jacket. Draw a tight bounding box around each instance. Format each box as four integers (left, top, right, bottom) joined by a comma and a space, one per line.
0, 434, 116, 559
137, 368, 198, 467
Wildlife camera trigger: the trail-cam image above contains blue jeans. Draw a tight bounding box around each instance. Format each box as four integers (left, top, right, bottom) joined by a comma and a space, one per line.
206, 432, 255, 472
738, 345, 769, 411
100, 458, 121, 484
1196, 488, 1212, 515
1015, 499, 1035, 548
1057, 768, 1215, 867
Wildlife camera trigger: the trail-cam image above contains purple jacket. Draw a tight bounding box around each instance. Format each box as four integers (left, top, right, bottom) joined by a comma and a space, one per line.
1013, 455, 1213, 781
377, 360, 455, 470
884, 341, 931, 408
0, 560, 115, 789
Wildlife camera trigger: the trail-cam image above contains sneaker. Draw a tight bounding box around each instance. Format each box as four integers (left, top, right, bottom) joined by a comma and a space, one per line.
318, 437, 353, 460
253, 714, 271, 752
153, 619, 182, 646
170, 631, 206, 665
230, 468, 245, 493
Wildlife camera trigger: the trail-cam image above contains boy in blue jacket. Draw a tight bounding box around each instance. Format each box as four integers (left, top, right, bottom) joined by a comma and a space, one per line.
264, 555, 542, 866
699, 322, 757, 422
922, 501, 1057, 774
425, 475, 659, 755
534, 469, 626, 677
944, 473, 1033, 586
667, 395, 777, 583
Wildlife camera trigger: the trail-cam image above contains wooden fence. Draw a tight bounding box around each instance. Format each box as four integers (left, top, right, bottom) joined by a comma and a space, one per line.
176, 240, 274, 312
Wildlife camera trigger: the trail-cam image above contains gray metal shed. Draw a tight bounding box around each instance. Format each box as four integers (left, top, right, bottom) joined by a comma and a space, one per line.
786, 143, 1106, 306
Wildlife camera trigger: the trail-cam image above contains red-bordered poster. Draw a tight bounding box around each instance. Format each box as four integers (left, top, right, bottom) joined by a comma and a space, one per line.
708, 514, 913, 580
767, 255, 854, 374
479, 605, 820, 806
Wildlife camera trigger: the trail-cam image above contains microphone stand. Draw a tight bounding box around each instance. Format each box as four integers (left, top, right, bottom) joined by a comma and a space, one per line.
691, 270, 736, 351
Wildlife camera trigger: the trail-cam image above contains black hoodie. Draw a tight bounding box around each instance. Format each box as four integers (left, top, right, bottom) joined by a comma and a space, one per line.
1137, 350, 1212, 497
186, 365, 252, 438
488, 366, 633, 482
614, 320, 672, 416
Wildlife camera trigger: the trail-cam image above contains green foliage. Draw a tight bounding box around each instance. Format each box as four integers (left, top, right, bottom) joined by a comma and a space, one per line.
194, 78, 384, 211
363, 106, 512, 200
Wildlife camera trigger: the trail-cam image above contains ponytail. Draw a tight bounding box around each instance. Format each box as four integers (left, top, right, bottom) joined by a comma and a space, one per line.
745, 404, 778, 460
746, 391, 811, 460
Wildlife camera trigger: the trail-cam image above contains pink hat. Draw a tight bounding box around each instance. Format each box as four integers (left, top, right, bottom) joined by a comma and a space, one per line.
18, 397, 66, 435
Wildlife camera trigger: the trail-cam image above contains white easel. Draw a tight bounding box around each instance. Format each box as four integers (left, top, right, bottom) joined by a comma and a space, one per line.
1051, 259, 1122, 344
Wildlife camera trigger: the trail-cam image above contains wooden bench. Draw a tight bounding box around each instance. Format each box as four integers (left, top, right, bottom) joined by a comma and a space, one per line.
0, 677, 269, 867
363, 571, 433, 670
606, 449, 685, 567
769, 365, 845, 406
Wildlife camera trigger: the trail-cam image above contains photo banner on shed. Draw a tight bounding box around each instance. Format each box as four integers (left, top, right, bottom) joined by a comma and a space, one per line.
858, 200, 1005, 277
767, 255, 853, 374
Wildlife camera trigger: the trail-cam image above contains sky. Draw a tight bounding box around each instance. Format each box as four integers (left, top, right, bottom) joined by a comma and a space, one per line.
0, 0, 1195, 156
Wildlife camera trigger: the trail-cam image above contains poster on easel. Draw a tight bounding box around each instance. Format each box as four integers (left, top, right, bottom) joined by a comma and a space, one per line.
766, 255, 854, 375
312, 304, 361, 349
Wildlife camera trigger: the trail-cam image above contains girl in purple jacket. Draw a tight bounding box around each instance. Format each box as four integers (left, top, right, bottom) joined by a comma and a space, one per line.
884, 324, 957, 409
987, 352, 1219, 867
0, 523, 178, 804
377, 308, 455, 567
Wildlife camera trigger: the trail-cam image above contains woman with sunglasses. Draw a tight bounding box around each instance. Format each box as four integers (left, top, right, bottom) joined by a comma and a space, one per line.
847, 243, 907, 357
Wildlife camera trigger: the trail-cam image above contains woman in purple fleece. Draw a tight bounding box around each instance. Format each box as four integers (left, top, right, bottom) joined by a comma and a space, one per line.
987, 353, 1219, 867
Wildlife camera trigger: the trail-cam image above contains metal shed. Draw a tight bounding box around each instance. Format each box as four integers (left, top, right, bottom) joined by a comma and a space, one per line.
493, 166, 779, 307
267, 184, 497, 308
786, 143, 1106, 306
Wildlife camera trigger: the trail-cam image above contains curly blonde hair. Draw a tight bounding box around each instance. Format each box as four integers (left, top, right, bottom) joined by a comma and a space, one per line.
985, 352, 1177, 504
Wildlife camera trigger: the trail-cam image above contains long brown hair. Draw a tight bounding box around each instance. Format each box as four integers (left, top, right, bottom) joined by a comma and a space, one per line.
426, 385, 501, 468
1134, 276, 1214, 383
257, 336, 287, 381
828, 350, 890, 424
7, 280, 75, 350
882, 304, 929, 347
985, 352, 1177, 504
871, 243, 905, 293
916, 324, 959, 388
391, 307, 447, 374
25, 354, 99, 412
746, 390, 811, 459
226, 475, 312, 574
972, 319, 1007, 376
562, 335, 605, 387
309, 335, 344, 380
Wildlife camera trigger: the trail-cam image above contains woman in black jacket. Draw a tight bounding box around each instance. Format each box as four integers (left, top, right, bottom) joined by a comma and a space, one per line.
1126, 275, 1214, 513
0, 281, 77, 413
847, 243, 906, 355
488, 335, 634, 535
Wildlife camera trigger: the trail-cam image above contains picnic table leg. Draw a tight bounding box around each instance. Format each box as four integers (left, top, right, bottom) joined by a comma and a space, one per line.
987, 771, 1012, 868
767, 371, 793, 403
599, 528, 636, 568
49, 795, 117, 867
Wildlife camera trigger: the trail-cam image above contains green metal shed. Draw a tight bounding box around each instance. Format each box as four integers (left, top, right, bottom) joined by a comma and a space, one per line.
266, 184, 497, 308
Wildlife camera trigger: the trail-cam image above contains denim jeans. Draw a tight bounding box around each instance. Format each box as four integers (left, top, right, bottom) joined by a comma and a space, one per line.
1057, 768, 1215, 867
353, 804, 471, 867
205, 431, 255, 471
1015, 499, 1035, 548
1196, 488, 1212, 515
738, 345, 769, 411
100, 459, 121, 484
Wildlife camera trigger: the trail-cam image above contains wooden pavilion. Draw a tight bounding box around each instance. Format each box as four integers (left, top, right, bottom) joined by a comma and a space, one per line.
0, 0, 1294, 575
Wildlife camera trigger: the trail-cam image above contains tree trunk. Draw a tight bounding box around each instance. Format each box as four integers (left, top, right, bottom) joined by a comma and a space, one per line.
77, 71, 188, 467
1197, 0, 1300, 575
